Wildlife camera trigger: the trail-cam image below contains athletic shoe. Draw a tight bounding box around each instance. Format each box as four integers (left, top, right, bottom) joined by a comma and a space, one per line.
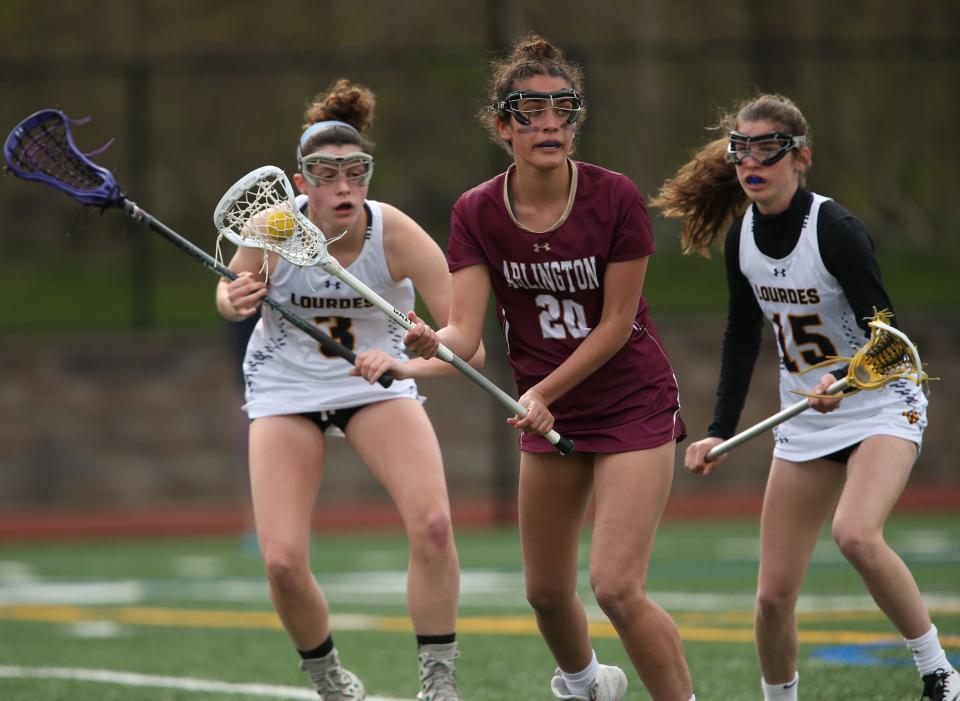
416, 642, 462, 701
921, 667, 960, 701
550, 664, 628, 701
299, 649, 365, 700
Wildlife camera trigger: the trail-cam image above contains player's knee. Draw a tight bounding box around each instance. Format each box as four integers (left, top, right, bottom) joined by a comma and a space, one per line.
408, 508, 454, 558
262, 546, 310, 595
832, 521, 882, 568
591, 574, 643, 620
525, 581, 571, 614
756, 583, 797, 618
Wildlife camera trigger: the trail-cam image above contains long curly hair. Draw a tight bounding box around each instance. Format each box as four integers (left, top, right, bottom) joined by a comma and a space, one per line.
650, 94, 810, 257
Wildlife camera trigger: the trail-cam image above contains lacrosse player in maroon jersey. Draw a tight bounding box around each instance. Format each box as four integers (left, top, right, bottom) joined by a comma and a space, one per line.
652, 93, 955, 701
403, 35, 695, 701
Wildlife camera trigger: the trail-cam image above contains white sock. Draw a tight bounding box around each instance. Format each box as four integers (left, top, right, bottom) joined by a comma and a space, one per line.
560, 650, 598, 698
762, 672, 799, 701
905, 624, 952, 676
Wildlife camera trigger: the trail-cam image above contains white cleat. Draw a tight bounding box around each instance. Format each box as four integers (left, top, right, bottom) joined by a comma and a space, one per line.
299, 649, 365, 700
921, 667, 960, 701
550, 664, 628, 701
417, 642, 462, 701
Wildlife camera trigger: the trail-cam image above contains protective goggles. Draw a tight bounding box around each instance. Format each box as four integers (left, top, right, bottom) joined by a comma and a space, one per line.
727, 131, 806, 167
297, 151, 374, 187
495, 88, 583, 126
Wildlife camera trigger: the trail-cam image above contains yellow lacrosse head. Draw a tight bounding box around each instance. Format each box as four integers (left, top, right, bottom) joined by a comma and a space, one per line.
846, 313, 929, 390
794, 310, 933, 398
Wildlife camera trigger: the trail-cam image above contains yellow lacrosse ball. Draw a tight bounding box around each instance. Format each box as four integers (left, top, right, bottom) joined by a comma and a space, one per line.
264, 209, 296, 241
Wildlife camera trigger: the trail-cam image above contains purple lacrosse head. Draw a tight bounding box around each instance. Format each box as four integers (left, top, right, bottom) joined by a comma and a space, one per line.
3, 109, 124, 207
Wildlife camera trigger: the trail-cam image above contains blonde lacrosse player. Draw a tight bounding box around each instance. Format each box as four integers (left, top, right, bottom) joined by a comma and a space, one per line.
402, 35, 695, 701
652, 93, 956, 701
215, 79, 480, 701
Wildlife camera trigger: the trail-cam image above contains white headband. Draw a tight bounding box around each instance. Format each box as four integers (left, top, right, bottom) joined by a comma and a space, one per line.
298, 120, 358, 150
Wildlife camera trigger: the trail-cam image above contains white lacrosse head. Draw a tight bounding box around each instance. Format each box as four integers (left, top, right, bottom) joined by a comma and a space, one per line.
214, 165, 329, 267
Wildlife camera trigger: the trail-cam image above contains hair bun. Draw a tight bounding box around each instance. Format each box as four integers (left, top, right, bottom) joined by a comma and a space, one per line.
304, 78, 376, 134
516, 36, 561, 62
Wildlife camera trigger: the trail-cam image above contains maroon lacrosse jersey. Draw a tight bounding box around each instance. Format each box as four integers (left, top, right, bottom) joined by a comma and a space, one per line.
448, 161, 685, 453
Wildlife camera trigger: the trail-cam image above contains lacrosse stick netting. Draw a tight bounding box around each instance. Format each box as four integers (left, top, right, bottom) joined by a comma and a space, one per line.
215, 166, 575, 455
214, 165, 331, 269
4, 108, 123, 206
2, 109, 390, 385
808, 311, 929, 393
706, 311, 932, 461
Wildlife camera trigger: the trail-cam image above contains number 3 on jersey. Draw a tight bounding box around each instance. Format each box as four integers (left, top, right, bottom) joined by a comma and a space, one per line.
536, 294, 590, 339
313, 316, 355, 357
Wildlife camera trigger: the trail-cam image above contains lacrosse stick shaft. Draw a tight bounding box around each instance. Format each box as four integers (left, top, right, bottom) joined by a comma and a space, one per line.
121, 200, 393, 388
2, 112, 390, 385
705, 377, 849, 461
317, 256, 574, 455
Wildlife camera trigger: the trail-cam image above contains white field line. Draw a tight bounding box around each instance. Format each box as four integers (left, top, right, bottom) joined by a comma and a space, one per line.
0, 570, 960, 618
2, 571, 959, 614
0, 665, 409, 701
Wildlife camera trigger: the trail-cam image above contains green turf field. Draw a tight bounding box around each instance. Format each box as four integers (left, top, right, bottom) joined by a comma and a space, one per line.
0, 515, 957, 700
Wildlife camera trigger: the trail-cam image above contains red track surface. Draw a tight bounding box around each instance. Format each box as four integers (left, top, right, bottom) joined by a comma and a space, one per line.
1, 486, 957, 541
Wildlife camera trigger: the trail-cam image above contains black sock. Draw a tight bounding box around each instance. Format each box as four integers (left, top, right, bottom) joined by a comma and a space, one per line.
298, 634, 335, 659
416, 632, 456, 648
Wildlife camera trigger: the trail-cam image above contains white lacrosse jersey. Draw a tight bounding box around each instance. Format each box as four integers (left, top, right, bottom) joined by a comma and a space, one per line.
739, 193, 927, 461
242, 199, 420, 419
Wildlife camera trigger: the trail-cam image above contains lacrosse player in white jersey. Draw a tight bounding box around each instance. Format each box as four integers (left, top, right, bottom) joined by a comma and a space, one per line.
653, 93, 956, 701
216, 78, 481, 701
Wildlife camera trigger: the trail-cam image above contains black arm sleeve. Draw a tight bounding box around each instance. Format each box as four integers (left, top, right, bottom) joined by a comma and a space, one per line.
707, 222, 765, 439
818, 204, 894, 332
818, 205, 895, 380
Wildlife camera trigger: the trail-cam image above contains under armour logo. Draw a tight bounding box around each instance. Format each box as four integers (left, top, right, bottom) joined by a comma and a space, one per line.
323, 280, 341, 289
773, 268, 787, 277
533, 242, 551, 253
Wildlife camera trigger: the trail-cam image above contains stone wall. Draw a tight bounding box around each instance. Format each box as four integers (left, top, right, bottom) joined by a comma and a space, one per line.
1, 316, 956, 515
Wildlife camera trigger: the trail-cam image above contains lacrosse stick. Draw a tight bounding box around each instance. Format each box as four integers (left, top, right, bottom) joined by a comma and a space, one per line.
215, 165, 575, 455
705, 312, 931, 461
3, 109, 391, 387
